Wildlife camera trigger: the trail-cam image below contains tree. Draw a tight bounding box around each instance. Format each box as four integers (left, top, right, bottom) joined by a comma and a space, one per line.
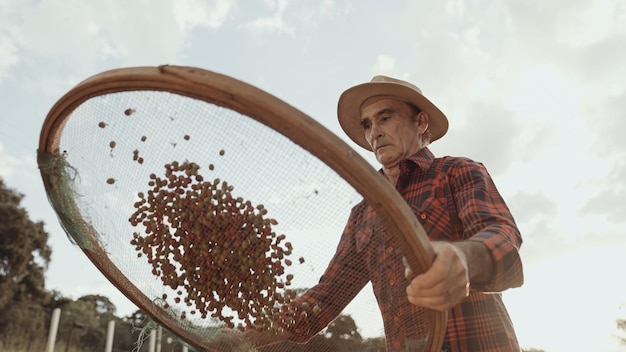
0, 178, 52, 309
258, 314, 367, 352
0, 178, 52, 344
78, 294, 118, 318
325, 315, 362, 342
52, 294, 123, 350
617, 319, 626, 346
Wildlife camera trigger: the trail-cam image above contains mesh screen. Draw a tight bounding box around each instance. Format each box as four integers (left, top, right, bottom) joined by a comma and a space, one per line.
39, 90, 434, 351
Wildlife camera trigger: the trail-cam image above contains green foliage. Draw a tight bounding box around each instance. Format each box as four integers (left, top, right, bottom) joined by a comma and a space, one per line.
325, 314, 362, 341
0, 179, 52, 311
258, 314, 383, 352
0, 301, 49, 351
0, 178, 53, 348
617, 319, 626, 346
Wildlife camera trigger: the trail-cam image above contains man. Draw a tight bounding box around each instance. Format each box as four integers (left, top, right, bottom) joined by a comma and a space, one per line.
246, 76, 523, 351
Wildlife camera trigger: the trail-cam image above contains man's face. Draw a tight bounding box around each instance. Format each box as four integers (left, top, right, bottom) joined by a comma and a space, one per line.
360, 98, 424, 167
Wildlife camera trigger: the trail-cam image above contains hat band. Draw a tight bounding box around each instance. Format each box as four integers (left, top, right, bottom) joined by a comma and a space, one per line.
359, 95, 409, 112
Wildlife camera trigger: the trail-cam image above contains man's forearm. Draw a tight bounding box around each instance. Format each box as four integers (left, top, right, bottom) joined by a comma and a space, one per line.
453, 240, 494, 287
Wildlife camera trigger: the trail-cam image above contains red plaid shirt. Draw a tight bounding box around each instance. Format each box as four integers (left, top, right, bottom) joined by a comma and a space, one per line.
289, 148, 523, 351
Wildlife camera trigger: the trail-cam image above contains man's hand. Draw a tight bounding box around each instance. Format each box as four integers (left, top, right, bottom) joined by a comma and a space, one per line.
404, 241, 472, 311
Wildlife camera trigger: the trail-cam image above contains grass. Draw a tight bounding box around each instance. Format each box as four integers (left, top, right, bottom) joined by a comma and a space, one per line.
0, 336, 92, 352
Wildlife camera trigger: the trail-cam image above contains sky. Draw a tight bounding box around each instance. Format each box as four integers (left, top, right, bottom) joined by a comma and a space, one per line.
1, 0, 625, 351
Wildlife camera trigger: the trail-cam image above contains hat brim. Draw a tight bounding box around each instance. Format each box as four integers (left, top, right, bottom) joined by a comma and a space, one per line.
337, 81, 448, 151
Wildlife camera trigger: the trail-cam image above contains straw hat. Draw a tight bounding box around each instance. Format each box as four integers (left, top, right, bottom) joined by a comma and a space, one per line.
337, 75, 448, 151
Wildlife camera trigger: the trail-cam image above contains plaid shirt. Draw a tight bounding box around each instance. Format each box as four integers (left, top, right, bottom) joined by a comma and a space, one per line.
288, 147, 523, 351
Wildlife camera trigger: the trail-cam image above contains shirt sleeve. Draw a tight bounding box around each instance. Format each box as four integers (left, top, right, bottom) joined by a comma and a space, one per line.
287, 205, 371, 343
449, 158, 524, 293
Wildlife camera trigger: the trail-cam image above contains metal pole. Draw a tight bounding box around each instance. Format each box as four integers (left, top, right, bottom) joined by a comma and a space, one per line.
104, 320, 115, 352
148, 329, 156, 352
156, 325, 162, 352
65, 320, 75, 352
65, 320, 84, 352
46, 308, 61, 352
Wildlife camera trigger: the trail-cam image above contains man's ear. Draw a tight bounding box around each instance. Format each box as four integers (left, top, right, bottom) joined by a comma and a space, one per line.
416, 111, 429, 135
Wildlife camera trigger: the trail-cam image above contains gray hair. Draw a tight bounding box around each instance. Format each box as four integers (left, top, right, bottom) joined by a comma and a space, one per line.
408, 103, 431, 148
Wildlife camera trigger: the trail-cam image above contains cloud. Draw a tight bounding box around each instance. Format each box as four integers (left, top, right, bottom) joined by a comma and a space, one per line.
580, 157, 626, 223
554, 0, 626, 48
502, 0, 626, 87
244, 0, 295, 36
0, 0, 25, 82
437, 100, 522, 176
588, 91, 626, 152
0, 142, 34, 181
508, 191, 558, 225
292, 0, 353, 26
372, 55, 397, 77
317, 0, 342, 18
11, 0, 222, 72
174, 0, 236, 32
0, 36, 19, 83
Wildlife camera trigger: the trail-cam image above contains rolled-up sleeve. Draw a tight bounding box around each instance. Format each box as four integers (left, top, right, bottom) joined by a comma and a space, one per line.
287, 206, 370, 343
450, 159, 523, 292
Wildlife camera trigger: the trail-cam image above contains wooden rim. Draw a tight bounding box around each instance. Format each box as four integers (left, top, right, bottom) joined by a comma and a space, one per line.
38, 65, 447, 351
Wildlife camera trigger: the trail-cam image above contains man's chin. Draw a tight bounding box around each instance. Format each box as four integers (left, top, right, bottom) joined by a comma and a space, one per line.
375, 152, 394, 165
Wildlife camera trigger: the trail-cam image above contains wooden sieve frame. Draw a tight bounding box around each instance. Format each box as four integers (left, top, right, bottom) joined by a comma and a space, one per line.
38, 65, 447, 352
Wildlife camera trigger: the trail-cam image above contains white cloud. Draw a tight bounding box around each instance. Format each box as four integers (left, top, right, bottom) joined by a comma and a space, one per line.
245, 0, 295, 36
0, 36, 19, 83
318, 0, 337, 17
555, 0, 626, 48
587, 90, 626, 152
0, 142, 33, 180
372, 55, 397, 76
508, 241, 626, 352
508, 66, 583, 121
174, 0, 236, 32
580, 156, 626, 222
0, 0, 25, 82
444, 0, 465, 17
442, 100, 521, 175
286, 0, 354, 30
12, 1, 198, 71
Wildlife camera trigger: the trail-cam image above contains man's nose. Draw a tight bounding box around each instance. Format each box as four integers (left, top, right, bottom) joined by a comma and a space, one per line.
369, 123, 383, 142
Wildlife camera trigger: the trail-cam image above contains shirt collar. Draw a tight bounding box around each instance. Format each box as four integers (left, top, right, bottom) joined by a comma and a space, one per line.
402, 147, 435, 172
377, 147, 435, 176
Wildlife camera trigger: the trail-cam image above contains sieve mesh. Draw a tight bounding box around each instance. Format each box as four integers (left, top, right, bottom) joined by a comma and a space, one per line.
37, 66, 445, 352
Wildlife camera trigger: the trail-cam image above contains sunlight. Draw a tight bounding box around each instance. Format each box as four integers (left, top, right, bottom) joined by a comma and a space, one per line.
506, 244, 626, 351
508, 65, 584, 122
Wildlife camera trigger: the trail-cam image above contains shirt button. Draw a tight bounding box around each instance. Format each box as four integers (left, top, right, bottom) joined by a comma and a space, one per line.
420, 213, 427, 220
387, 247, 394, 254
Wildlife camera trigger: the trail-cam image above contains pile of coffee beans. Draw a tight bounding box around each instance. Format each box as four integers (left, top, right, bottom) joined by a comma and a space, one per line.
129, 160, 299, 330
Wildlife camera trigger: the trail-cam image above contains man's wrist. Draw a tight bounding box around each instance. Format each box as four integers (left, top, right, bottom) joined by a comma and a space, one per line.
453, 240, 493, 287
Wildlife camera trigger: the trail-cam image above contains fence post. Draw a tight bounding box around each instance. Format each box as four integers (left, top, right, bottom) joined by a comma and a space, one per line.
105, 320, 115, 352
149, 329, 156, 352
46, 308, 61, 352
156, 325, 162, 352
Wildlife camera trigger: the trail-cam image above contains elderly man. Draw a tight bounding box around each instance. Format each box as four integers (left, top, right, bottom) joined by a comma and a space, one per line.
246, 76, 524, 352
